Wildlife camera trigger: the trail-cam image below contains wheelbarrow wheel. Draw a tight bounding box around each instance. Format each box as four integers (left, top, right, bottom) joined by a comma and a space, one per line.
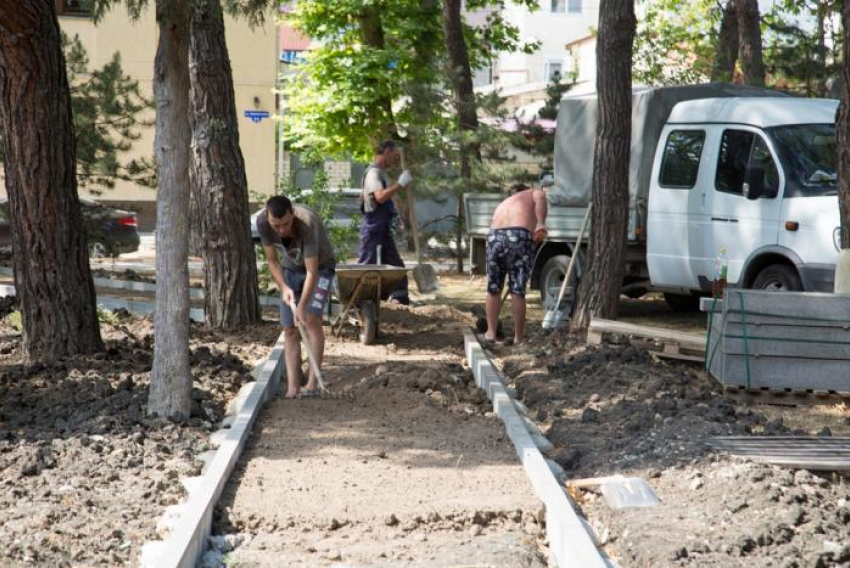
359, 301, 377, 345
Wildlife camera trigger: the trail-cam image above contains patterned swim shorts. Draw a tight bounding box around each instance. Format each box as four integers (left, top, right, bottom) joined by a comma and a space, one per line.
486, 227, 534, 296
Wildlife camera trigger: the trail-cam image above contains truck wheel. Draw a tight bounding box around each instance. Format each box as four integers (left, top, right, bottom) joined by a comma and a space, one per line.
664, 293, 701, 312
359, 301, 377, 345
752, 264, 802, 292
539, 254, 577, 309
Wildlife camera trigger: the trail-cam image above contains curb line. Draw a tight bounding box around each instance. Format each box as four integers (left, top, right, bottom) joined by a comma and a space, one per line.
0, 267, 278, 307
140, 331, 287, 568
464, 330, 609, 568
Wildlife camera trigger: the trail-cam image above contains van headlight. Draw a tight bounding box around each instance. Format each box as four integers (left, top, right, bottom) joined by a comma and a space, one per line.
835, 227, 842, 252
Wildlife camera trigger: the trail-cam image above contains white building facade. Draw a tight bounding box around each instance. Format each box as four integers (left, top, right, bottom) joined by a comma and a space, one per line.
471, 0, 597, 91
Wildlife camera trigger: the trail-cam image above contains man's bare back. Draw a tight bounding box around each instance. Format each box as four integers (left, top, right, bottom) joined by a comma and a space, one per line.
490, 188, 548, 238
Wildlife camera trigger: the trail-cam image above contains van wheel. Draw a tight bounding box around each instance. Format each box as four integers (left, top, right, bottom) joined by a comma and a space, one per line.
664, 293, 701, 312
752, 264, 802, 292
539, 254, 578, 309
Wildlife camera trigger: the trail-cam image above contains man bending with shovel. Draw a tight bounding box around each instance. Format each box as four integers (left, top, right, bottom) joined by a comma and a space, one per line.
358, 140, 413, 305
485, 184, 548, 345
257, 195, 336, 398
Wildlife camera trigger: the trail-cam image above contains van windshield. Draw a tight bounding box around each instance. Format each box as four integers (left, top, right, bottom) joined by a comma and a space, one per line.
766, 123, 836, 197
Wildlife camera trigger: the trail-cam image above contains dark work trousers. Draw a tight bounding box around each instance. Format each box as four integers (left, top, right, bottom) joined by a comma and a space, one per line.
358, 200, 409, 303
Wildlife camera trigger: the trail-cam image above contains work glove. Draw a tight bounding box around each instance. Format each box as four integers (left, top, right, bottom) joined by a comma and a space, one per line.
398, 170, 413, 187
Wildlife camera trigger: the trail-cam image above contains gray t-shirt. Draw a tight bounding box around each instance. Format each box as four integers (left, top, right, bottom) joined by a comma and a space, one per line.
257, 204, 335, 271
361, 164, 389, 213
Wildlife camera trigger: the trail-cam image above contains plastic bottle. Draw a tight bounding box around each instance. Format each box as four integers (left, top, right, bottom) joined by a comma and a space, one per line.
713, 247, 728, 299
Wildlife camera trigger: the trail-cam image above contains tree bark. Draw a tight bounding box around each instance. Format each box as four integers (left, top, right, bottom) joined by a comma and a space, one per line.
837, 2, 850, 250
149, 0, 192, 420
572, 0, 635, 330
0, 1, 103, 363
711, 0, 738, 83
737, 0, 765, 86
189, 0, 261, 329
442, 0, 480, 272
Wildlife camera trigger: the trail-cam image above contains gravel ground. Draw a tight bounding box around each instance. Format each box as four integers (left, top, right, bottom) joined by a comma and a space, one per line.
0, 312, 279, 566
207, 303, 548, 567
485, 314, 850, 568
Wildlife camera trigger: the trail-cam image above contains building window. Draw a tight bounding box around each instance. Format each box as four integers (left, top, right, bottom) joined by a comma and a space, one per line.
545, 62, 562, 82
56, 0, 93, 16
553, 0, 581, 13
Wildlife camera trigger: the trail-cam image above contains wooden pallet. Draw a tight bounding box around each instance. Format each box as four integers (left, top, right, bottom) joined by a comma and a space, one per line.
706, 436, 850, 471
722, 385, 850, 407
587, 318, 705, 363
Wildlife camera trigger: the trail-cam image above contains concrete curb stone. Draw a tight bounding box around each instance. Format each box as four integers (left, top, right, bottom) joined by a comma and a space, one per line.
464, 330, 610, 568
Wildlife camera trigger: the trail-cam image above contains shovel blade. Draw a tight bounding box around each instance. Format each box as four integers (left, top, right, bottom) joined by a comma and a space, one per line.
413, 264, 440, 293
600, 478, 660, 509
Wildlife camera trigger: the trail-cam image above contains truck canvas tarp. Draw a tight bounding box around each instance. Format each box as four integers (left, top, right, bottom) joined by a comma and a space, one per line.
550, 84, 790, 211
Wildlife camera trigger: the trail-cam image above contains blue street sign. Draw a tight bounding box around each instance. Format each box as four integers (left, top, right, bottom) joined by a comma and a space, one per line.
244, 110, 270, 123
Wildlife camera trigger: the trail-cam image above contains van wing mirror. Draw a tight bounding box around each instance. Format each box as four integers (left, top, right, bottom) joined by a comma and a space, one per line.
742, 166, 765, 200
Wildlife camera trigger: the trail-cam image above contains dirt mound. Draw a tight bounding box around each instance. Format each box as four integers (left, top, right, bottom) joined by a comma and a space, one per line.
489, 325, 850, 568
367, 303, 476, 351
0, 317, 278, 565
353, 362, 491, 416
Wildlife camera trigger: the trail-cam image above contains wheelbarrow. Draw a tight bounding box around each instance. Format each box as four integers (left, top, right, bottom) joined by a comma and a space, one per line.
332, 263, 409, 345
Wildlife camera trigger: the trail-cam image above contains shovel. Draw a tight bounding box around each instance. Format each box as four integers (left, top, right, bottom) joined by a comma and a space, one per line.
289, 301, 353, 399
400, 148, 440, 294
542, 203, 592, 330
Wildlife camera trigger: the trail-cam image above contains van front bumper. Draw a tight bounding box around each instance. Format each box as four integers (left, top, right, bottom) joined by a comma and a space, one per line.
799, 264, 835, 293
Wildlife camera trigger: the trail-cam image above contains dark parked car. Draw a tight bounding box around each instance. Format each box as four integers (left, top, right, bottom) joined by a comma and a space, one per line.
0, 198, 140, 258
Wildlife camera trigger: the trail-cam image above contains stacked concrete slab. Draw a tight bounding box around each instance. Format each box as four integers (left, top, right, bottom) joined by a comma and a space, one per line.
705, 289, 850, 392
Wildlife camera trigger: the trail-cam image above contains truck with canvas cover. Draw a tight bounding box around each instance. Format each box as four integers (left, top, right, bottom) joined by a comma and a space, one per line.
464, 84, 841, 312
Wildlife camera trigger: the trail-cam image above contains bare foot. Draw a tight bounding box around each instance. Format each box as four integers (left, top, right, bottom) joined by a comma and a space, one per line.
484, 334, 497, 341
304, 380, 319, 392
285, 388, 300, 399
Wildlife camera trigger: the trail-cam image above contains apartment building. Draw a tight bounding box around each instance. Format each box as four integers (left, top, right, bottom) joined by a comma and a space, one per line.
471, 0, 597, 94
32, 1, 279, 229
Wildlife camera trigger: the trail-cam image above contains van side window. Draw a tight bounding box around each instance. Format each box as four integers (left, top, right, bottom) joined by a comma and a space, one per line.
659, 130, 705, 189
750, 137, 780, 196
716, 130, 779, 197
716, 130, 754, 195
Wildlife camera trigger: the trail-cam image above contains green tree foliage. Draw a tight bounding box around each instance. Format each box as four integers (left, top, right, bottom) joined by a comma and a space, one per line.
762, 0, 841, 96
284, 0, 538, 162
633, 0, 721, 85
0, 33, 155, 193
64, 34, 156, 192
635, 0, 841, 93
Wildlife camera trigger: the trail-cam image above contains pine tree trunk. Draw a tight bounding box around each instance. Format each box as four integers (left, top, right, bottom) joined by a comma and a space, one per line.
712, 0, 738, 83
442, 0, 480, 272
189, 0, 261, 329
0, 1, 103, 363
572, 0, 635, 330
149, 0, 192, 420
837, 2, 850, 250
737, 0, 764, 86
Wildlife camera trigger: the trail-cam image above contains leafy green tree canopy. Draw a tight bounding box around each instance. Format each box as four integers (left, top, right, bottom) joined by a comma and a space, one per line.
284, 0, 539, 162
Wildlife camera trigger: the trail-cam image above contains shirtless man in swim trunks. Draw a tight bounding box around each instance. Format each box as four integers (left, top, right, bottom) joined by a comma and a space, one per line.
484, 184, 548, 345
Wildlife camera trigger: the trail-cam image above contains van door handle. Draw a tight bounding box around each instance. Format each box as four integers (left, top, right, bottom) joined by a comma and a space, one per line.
711, 217, 739, 224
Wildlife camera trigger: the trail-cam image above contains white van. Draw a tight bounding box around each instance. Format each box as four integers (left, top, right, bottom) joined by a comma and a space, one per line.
647, 97, 839, 294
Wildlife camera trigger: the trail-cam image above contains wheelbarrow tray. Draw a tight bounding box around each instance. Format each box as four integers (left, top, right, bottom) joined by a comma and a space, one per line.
335, 264, 409, 304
